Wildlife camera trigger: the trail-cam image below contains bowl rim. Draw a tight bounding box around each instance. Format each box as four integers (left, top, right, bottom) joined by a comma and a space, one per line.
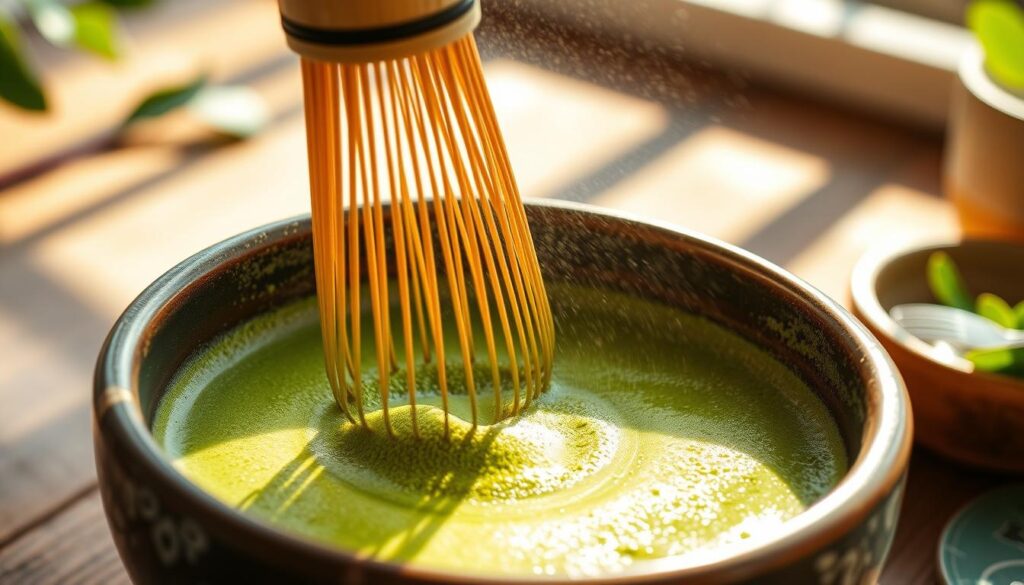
851, 237, 1024, 390
959, 40, 1024, 122
95, 199, 911, 583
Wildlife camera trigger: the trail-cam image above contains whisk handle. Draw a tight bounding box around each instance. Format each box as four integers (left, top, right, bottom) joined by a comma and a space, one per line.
279, 0, 480, 63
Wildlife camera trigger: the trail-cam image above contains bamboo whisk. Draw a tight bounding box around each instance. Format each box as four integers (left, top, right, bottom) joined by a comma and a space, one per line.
280, 0, 554, 437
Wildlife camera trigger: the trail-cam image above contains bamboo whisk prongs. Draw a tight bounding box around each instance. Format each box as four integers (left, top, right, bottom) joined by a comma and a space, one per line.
289, 1, 554, 438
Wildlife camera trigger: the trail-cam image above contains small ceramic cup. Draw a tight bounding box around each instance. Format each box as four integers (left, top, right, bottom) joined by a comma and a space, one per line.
945, 41, 1024, 243
852, 239, 1024, 473
94, 201, 911, 584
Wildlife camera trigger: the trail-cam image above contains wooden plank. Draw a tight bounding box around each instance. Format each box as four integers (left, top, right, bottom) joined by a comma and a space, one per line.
592, 86, 927, 248
879, 450, 1001, 584
0, 53, 309, 545
591, 122, 834, 242
0, 490, 129, 585
479, 60, 672, 201
782, 145, 958, 303
476, 5, 734, 205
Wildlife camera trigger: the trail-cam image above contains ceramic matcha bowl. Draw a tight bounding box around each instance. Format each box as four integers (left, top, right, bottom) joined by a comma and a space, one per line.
94, 201, 910, 584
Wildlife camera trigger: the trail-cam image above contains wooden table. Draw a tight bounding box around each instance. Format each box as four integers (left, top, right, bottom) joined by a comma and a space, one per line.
0, 1, 1011, 582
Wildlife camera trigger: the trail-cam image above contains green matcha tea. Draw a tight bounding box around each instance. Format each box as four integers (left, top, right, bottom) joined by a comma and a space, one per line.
153, 286, 847, 578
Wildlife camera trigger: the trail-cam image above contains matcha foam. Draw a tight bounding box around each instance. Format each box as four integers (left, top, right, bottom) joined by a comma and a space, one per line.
311, 397, 620, 504
153, 286, 847, 577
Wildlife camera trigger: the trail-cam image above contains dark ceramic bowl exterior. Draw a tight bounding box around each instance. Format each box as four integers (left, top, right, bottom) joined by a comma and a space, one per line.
94, 201, 911, 584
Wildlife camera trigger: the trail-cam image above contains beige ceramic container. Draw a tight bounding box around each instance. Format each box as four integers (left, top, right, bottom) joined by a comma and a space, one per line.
852, 239, 1024, 473
945, 42, 1024, 243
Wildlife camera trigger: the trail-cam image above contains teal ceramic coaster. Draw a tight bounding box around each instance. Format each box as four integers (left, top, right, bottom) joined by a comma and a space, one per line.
940, 484, 1024, 585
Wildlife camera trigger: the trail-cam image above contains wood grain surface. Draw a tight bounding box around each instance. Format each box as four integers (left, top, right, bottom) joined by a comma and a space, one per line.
0, 1, 1011, 583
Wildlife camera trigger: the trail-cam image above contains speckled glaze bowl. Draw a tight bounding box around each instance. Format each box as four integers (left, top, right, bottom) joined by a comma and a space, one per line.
94, 201, 911, 584
851, 239, 1024, 473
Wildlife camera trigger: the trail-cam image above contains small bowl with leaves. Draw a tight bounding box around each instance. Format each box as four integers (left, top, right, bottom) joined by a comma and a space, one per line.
851, 239, 1024, 473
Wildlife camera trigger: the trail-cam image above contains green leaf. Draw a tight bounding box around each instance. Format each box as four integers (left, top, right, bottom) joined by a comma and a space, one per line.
976, 293, 1018, 328
966, 346, 1019, 371
187, 86, 268, 139
70, 1, 120, 60
124, 75, 207, 125
1015, 300, 1024, 329
0, 13, 47, 111
27, 0, 75, 48
966, 345, 1024, 379
927, 252, 974, 312
27, 0, 120, 59
967, 0, 1024, 90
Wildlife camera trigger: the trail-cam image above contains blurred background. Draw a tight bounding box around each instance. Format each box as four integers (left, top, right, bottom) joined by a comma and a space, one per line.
0, 0, 1017, 582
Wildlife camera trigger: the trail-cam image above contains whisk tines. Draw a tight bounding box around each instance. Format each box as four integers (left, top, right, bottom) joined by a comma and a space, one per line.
301, 36, 554, 439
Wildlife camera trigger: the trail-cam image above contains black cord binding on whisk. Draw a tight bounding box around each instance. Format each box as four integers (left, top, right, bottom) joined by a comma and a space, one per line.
282, 0, 476, 47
